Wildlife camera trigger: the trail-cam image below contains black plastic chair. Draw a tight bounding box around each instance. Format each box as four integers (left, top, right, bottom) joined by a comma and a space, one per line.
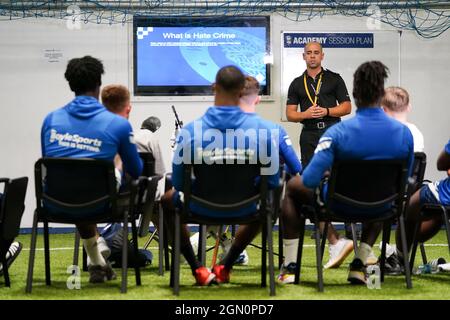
26, 157, 145, 293
170, 163, 278, 296
0, 177, 28, 287
294, 159, 412, 291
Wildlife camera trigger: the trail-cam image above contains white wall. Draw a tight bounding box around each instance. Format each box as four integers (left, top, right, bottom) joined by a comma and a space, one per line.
0, 13, 448, 227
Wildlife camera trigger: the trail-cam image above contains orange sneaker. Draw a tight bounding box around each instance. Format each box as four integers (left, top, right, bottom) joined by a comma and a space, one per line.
212, 265, 231, 284
194, 266, 216, 286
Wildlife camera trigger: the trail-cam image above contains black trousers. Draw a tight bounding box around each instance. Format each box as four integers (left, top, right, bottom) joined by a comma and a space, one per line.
299, 128, 327, 169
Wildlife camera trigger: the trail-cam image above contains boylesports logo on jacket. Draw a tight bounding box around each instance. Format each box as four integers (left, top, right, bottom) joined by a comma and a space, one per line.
49, 129, 103, 153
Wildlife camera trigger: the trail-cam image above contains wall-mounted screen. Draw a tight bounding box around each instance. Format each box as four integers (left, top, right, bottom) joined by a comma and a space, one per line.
133, 16, 271, 96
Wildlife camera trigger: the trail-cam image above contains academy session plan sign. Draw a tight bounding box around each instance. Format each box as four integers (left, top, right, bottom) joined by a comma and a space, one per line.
283, 33, 374, 48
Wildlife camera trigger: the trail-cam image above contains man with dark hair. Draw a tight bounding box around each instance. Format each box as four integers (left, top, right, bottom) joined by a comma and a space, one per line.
278, 61, 414, 284
41, 56, 143, 283
161, 66, 280, 286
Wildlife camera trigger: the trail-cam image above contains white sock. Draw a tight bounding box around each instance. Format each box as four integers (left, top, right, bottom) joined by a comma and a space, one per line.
283, 238, 299, 266
83, 237, 106, 266
355, 242, 372, 265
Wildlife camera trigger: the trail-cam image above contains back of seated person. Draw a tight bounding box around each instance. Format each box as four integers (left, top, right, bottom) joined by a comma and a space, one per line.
41, 56, 142, 283
161, 65, 281, 286
382, 86, 424, 152
278, 61, 414, 285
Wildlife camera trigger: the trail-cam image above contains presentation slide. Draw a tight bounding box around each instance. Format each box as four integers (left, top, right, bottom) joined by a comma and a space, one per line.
136, 26, 267, 86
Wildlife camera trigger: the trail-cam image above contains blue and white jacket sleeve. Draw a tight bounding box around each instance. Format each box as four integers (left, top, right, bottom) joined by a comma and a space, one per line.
277, 125, 302, 175
117, 121, 143, 179
302, 127, 338, 189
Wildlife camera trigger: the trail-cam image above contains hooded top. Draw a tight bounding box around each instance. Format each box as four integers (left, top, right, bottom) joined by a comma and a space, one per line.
41, 96, 142, 178
172, 106, 281, 217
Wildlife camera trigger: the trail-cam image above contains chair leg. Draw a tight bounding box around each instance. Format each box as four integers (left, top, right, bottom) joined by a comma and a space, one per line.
82, 247, 88, 272
419, 243, 428, 264
73, 230, 81, 267
398, 214, 412, 289
313, 214, 324, 292
121, 213, 129, 294
43, 221, 51, 286
320, 221, 328, 263
351, 223, 358, 252
198, 225, 207, 266
173, 210, 180, 296
26, 212, 39, 293
131, 218, 141, 286
294, 217, 305, 284
261, 219, 267, 288
2, 256, 10, 287
267, 212, 276, 296
441, 207, 450, 256
278, 218, 284, 269
409, 218, 422, 273
380, 221, 390, 283
158, 204, 164, 276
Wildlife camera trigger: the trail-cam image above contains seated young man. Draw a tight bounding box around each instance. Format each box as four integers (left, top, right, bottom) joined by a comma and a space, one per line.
382, 86, 424, 152
41, 56, 143, 283
161, 66, 281, 285
278, 61, 414, 284
385, 140, 450, 273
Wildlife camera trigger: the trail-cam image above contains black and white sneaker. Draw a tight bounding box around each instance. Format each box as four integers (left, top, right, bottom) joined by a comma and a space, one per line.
0, 242, 23, 276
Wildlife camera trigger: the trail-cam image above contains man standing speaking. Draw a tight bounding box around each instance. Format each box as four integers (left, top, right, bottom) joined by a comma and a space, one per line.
286, 41, 351, 168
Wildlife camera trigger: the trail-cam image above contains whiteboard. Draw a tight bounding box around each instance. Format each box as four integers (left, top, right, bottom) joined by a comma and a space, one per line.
280, 31, 401, 121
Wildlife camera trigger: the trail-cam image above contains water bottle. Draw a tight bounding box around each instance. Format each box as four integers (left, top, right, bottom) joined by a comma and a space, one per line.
413, 263, 432, 275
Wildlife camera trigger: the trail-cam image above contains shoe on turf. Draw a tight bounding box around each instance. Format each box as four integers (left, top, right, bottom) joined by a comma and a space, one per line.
194, 266, 216, 286
277, 262, 297, 284
347, 258, 367, 285
235, 250, 249, 266
88, 263, 117, 283
212, 265, 231, 284
0, 242, 22, 275
382, 251, 405, 276
324, 238, 353, 269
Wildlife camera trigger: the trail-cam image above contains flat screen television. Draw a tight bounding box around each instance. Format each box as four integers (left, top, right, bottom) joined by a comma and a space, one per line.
133, 16, 271, 96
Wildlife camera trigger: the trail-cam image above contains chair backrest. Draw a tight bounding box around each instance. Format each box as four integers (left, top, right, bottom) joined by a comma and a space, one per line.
326, 159, 409, 218
410, 152, 427, 193
35, 158, 118, 221
0, 177, 28, 240
139, 152, 156, 177
182, 162, 268, 222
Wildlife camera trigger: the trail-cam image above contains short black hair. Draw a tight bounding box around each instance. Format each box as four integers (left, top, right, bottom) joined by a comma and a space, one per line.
64, 56, 104, 95
352, 61, 389, 107
215, 65, 245, 94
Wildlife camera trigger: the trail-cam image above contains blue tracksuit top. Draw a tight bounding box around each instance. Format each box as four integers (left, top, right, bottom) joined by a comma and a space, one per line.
41, 96, 142, 178
247, 113, 302, 175
172, 106, 280, 217
303, 107, 414, 214
437, 140, 450, 205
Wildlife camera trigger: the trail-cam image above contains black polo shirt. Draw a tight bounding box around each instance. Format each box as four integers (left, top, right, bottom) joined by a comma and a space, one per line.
286, 68, 350, 126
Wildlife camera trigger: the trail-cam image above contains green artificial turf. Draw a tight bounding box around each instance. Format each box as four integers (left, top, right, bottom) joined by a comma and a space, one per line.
1, 230, 449, 300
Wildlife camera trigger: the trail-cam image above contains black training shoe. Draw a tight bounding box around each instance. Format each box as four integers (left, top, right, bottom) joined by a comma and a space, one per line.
382, 251, 405, 276
0, 242, 23, 276
88, 263, 117, 283
347, 258, 367, 285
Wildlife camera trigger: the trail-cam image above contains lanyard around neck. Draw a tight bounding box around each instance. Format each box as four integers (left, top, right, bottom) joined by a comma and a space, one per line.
304, 72, 323, 105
